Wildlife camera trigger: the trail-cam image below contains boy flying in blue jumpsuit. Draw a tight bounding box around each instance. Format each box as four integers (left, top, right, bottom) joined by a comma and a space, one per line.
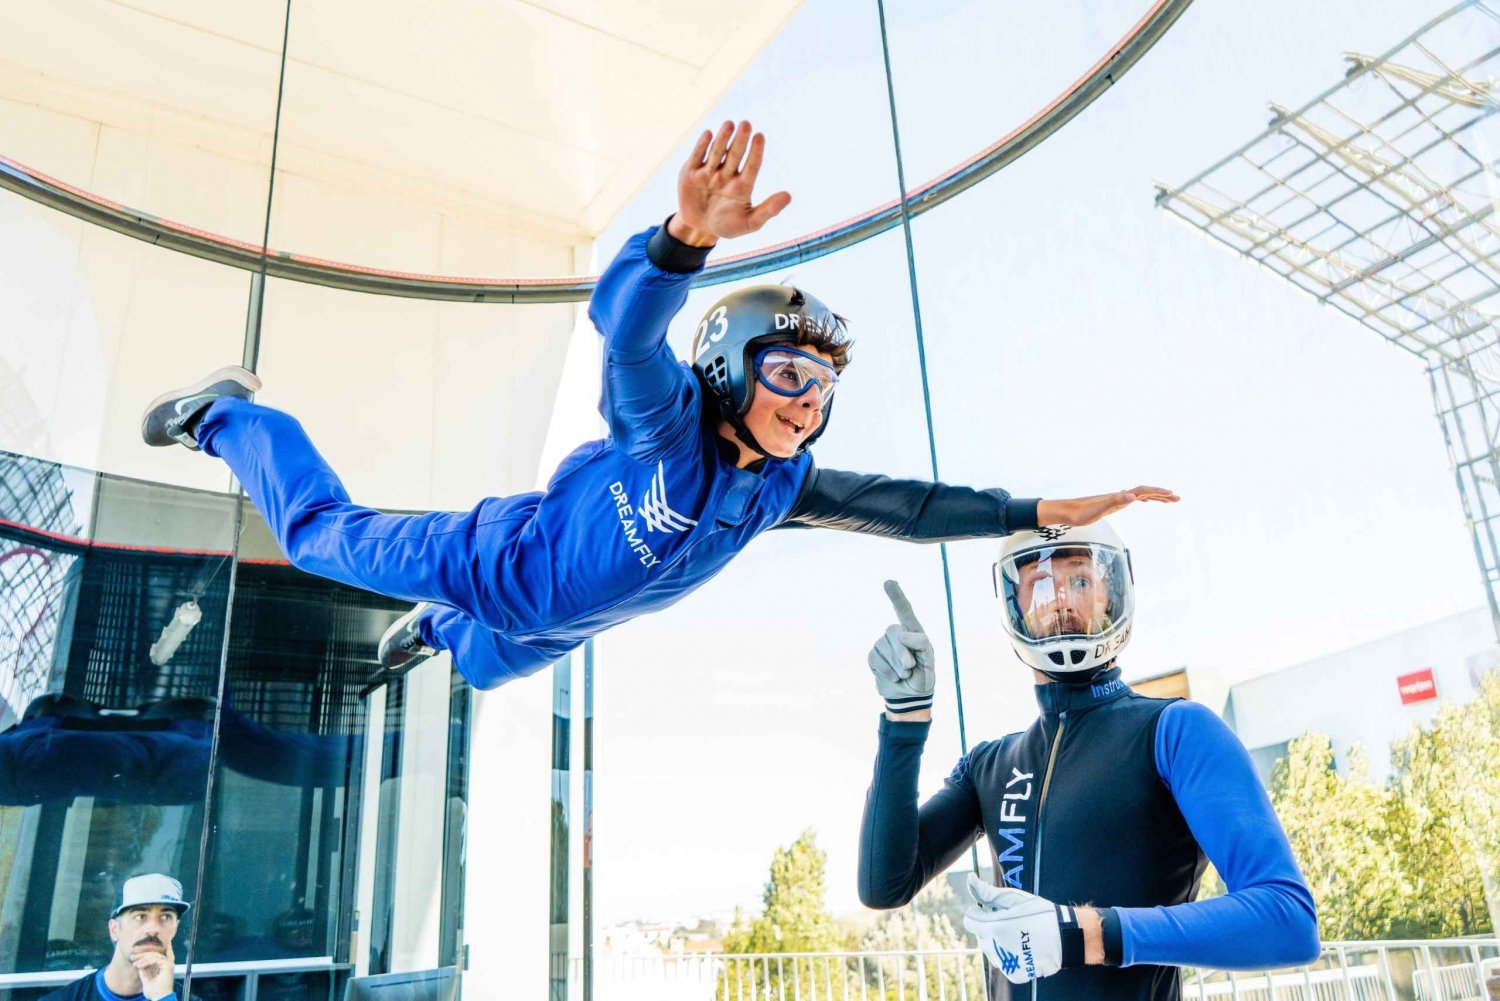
141, 121, 1177, 689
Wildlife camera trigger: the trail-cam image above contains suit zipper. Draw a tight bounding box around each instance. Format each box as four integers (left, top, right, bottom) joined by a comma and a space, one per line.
1030, 710, 1066, 1001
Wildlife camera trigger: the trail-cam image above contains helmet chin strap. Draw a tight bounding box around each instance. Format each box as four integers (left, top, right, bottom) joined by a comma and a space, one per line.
721, 401, 775, 461
718, 396, 828, 461
695, 370, 776, 462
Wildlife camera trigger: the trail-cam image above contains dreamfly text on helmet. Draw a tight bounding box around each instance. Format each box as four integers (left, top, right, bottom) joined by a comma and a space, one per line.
1093, 623, 1132, 662
773, 313, 836, 337
608, 481, 662, 569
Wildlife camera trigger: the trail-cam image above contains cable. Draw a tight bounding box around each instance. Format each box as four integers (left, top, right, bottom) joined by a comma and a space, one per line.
242, 0, 295, 373
185, 5, 293, 998
181, 494, 246, 1001
874, 0, 978, 873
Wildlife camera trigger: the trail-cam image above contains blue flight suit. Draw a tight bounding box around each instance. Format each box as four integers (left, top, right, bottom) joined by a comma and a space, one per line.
197, 225, 1038, 688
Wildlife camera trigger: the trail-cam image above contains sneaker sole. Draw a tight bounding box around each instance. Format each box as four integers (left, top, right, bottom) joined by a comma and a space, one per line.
379, 602, 434, 669
141, 365, 263, 447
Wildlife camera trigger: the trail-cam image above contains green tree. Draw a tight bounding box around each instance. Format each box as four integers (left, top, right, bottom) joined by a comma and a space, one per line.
1467, 670, 1500, 932
1267, 672, 1500, 940
1386, 671, 1498, 936
720, 829, 847, 1000
725, 828, 844, 952
1270, 733, 1406, 938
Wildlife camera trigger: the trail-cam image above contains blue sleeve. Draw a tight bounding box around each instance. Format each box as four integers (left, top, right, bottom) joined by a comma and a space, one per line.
589, 226, 706, 461
1113, 700, 1320, 970
858, 717, 986, 909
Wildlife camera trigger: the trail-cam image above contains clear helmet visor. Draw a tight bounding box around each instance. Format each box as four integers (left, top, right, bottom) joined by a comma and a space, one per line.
999, 544, 1130, 643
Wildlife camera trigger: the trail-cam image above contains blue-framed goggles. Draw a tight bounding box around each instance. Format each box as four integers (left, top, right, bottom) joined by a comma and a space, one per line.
753, 346, 838, 402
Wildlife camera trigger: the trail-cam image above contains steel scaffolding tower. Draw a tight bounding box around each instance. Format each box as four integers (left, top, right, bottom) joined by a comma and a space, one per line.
1155, 0, 1500, 639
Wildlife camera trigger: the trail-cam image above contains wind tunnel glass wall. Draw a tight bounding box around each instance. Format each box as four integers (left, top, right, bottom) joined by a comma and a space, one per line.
1, 0, 475, 994
0, 455, 229, 978
0, 455, 236, 988
1, 2, 1294, 1000
0, 451, 470, 1001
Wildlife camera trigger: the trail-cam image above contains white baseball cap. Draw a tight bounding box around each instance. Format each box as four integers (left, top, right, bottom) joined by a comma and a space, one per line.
111, 874, 191, 918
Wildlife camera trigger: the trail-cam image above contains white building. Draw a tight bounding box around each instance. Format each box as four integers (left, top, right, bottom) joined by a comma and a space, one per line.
1223, 607, 1496, 785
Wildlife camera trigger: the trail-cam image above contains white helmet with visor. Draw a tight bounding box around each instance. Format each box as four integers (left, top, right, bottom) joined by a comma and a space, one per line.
993, 521, 1135, 679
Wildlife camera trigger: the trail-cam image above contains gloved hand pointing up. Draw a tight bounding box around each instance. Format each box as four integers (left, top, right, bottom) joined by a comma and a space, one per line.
868, 580, 935, 719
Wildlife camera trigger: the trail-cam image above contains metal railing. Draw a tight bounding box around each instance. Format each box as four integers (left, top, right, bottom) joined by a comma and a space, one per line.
0, 957, 351, 1001
577, 949, 984, 1001
577, 940, 1500, 1001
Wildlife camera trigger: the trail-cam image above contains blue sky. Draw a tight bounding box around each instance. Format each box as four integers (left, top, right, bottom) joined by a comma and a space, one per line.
580, 0, 1487, 924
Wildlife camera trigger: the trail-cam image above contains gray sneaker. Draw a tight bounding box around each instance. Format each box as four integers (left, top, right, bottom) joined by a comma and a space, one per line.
141, 365, 262, 450
378, 603, 436, 673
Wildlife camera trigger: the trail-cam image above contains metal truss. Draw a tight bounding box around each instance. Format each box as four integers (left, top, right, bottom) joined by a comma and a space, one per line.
1155, 0, 1500, 639
0, 451, 81, 725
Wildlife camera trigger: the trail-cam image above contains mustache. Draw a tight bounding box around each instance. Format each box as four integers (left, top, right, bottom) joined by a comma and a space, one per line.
134, 935, 165, 949
1024, 608, 1099, 634
1056, 610, 1091, 631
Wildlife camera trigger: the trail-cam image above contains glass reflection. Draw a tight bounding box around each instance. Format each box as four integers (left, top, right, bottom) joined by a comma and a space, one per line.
38, 880, 188, 1001
0, 451, 232, 985
0, 449, 464, 1001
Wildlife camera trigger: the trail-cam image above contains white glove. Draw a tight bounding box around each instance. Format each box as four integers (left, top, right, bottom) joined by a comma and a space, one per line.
963, 873, 1072, 984
868, 580, 935, 717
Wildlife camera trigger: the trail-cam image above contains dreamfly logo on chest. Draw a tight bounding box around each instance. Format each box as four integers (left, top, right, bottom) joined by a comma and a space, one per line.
607, 481, 662, 568
994, 766, 1034, 889
606, 462, 699, 569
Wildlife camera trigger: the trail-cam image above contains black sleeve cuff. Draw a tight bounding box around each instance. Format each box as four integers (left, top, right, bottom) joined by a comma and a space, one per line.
1004, 497, 1040, 532
646, 215, 714, 273
1056, 905, 1085, 968
877, 713, 932, 743
1099, 907, 1124, 966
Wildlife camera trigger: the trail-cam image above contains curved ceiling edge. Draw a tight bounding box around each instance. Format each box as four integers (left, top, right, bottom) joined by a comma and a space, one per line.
0, 0, 1193, 305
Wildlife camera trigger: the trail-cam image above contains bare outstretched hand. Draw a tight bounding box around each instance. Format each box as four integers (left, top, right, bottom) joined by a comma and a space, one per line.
670, 120, 791, 247
1036, 486, 1179, 528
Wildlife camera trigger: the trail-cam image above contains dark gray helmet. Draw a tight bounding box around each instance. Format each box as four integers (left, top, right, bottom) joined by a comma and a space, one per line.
690, 285, 844, 456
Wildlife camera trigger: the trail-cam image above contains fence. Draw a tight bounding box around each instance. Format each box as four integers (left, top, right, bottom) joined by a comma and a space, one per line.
578, 939, 1500, 1001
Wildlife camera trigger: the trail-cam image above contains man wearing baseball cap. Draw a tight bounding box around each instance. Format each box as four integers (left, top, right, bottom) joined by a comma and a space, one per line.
42, 874, 190, 1001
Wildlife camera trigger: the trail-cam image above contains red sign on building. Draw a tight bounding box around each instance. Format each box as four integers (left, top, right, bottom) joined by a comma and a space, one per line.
1397, 668, 1438, 705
